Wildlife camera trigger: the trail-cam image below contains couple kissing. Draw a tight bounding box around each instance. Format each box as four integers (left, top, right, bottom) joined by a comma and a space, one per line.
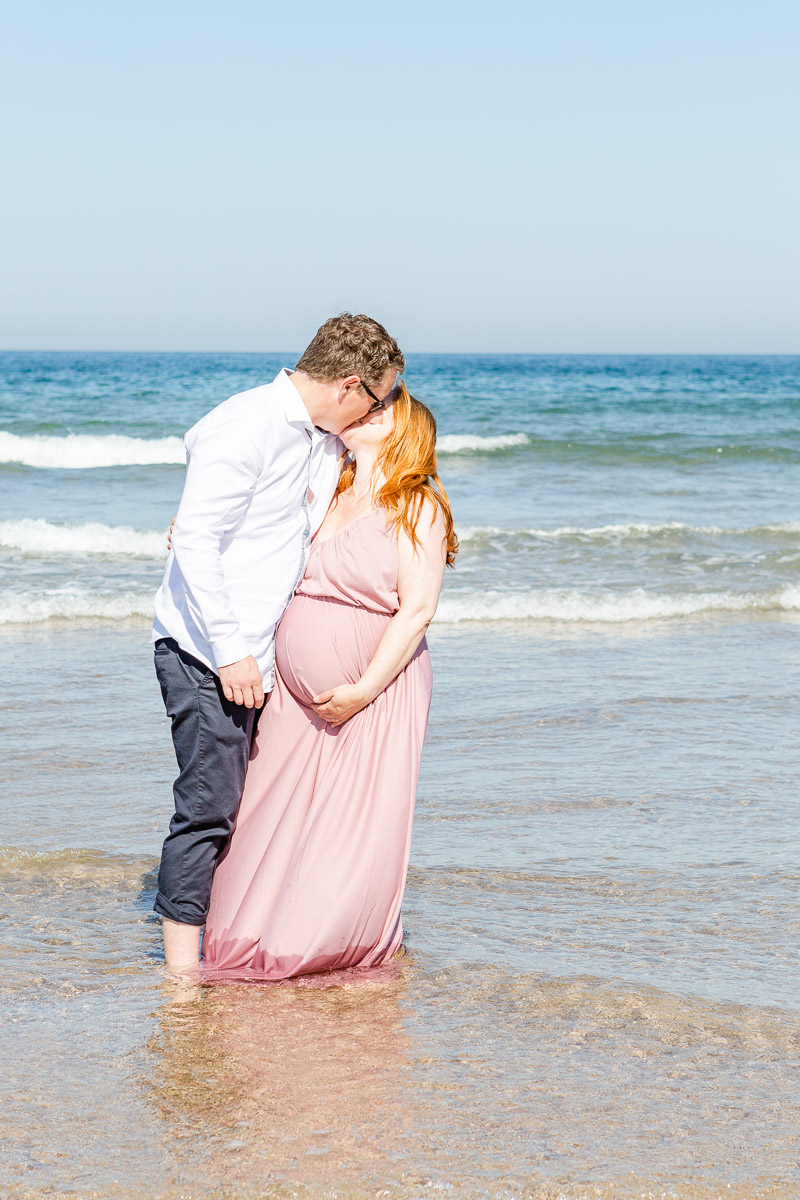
152, 313, 458, 980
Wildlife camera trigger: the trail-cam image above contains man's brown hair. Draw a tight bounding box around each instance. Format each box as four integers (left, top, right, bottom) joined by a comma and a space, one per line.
295, 313, 405, 389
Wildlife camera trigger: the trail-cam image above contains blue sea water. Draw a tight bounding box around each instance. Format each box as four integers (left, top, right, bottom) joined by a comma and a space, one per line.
1, 352, 798, 623
1, 353, 799, 1199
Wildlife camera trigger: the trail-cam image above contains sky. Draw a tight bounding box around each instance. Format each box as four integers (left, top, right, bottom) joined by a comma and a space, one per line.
2, 0, 799, 353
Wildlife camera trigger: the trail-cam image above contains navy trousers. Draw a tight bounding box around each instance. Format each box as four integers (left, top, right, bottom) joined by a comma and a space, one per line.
153, 637, 256, 926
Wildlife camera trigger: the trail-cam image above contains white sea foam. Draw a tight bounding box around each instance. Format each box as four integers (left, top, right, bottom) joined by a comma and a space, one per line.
456, 520, 800, 544
0, 428, 530, 467
3, 584, 799, 627
0, 431, 185, 469
435, 585, 800, 623
0, 589, 154, 626
0, 518, 167, 558
436, 433, 529, 454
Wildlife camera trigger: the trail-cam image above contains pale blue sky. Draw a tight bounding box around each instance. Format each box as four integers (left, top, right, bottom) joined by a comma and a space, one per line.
2, 0, 798, 352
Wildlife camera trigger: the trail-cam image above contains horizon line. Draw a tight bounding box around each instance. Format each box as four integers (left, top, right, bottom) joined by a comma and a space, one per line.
2, 348, 800, 358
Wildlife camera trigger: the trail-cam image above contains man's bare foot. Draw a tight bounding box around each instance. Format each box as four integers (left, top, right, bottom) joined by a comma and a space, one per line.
163, 972, 202, 1004
162, 917, 201, 975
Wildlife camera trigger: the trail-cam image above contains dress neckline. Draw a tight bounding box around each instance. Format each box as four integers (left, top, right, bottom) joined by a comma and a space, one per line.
313, 507, 385, 547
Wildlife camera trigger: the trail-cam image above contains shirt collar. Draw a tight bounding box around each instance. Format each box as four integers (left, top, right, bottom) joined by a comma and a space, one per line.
274, 368, 314, 430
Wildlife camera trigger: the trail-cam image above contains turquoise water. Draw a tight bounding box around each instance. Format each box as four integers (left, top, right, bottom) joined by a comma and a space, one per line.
1, 353, 799, 1198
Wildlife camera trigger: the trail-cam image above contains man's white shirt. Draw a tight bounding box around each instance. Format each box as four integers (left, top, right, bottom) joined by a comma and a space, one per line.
152, 369, 341, 691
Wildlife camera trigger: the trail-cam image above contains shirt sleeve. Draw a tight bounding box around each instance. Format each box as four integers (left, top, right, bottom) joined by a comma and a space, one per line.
170, 408, 266, 668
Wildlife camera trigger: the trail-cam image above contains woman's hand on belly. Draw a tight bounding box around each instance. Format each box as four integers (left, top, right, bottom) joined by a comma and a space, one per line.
310, 681, 373, 727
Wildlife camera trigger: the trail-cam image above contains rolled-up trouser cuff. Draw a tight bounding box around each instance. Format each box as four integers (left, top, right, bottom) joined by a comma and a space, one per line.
153, 891, 206, 926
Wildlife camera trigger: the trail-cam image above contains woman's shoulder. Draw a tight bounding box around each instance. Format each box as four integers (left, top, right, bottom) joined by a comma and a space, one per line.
393, 494, 446, 556
412, 493, 446, 533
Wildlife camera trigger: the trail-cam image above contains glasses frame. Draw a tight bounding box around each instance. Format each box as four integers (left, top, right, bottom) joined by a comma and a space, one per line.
358, 379, 389, 413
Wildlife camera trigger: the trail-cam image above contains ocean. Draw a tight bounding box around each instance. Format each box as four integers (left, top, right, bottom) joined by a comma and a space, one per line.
1, 352, 799, 1200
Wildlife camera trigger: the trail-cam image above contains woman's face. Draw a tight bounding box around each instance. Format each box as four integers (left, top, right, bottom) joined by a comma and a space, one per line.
339, 389, 397, 452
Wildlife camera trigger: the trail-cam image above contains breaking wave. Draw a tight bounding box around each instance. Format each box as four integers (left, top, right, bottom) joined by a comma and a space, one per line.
0, 431, 185, 469
3, 516, 797, 561
435, 585, 800, 623
0, 429, 531, 468
0, 589, 154, 625
3, 585, 800, 628
0, 518, 167, 557
435, 433, 530, 454
457, 520, 800, 544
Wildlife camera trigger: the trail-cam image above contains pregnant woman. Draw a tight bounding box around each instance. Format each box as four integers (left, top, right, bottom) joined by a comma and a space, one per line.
201, 382, 458, 979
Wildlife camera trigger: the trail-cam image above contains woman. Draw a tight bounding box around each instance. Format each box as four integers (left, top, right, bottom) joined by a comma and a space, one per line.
200, 382, 458, 980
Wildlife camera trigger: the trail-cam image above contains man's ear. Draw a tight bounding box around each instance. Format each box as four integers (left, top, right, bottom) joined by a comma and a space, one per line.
337, 375, 360, 399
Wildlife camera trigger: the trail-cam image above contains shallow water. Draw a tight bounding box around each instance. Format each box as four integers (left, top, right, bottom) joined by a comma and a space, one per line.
1, 354, 799, 1197
2, 618, 800, 1198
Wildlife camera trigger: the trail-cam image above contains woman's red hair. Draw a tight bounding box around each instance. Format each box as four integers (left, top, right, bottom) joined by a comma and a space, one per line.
337, 382, 458, 566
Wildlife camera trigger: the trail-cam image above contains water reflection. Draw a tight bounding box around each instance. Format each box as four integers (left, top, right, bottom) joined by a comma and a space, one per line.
145, 967, 414, 1190
144, 961, 800, 1199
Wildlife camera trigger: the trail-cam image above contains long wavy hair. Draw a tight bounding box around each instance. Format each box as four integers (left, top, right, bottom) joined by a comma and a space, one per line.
337, 382, 458, 567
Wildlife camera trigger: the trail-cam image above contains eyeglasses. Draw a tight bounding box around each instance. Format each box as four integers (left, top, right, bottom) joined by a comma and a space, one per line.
359, 379, 390, 413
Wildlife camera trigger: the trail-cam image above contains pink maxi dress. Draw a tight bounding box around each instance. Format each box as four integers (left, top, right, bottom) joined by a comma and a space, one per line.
201, 508, 433, 980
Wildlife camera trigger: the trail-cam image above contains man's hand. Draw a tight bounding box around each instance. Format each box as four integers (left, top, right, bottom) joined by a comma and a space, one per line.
218, 656, 264, 708
311, 682, 371, 727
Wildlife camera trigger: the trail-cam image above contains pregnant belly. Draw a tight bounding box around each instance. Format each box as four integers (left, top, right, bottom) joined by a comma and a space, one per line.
276, 593, 391, 706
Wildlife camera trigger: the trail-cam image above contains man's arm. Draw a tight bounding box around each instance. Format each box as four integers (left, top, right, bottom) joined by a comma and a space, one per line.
170, 411, 266, 706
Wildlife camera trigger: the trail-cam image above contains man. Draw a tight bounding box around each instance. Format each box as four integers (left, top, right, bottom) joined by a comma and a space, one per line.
152, 313, 404, 973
